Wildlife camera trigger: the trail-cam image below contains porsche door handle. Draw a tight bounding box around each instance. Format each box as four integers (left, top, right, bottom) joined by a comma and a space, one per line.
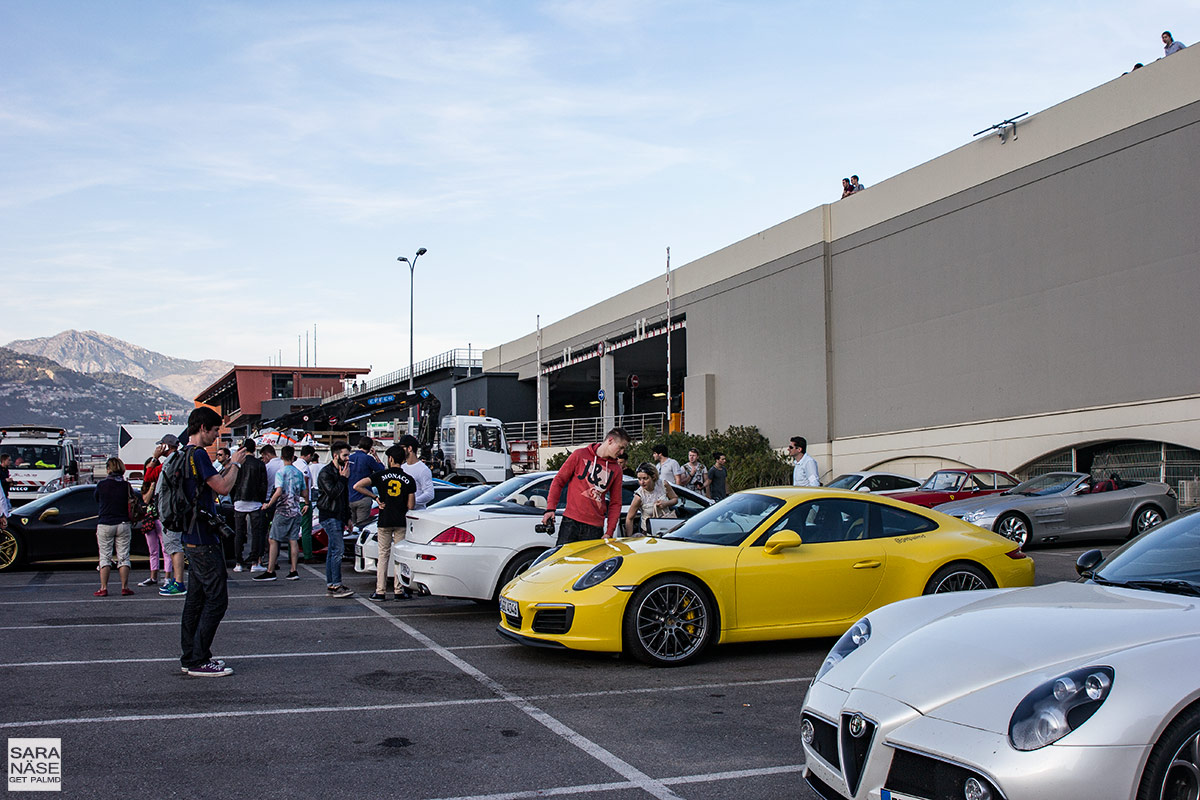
852, 560, 882, 569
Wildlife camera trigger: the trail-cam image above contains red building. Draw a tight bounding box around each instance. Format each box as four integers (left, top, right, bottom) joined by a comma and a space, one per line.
195, 365, 370, 438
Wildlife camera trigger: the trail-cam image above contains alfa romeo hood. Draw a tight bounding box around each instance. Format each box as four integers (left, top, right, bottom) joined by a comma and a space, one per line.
848, 582, 1199, 715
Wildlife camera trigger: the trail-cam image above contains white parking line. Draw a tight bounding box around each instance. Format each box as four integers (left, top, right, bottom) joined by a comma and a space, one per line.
0, 614, 384, 631
0, 643, 515, 668
356, 595, 684, 800
0, 675, 812, 729
423, 763, 807, 800
0, 594, 497, 608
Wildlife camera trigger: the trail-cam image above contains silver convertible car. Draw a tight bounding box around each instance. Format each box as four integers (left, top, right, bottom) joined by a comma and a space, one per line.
800, 507, 1200, 800
935, 471, 1177, 548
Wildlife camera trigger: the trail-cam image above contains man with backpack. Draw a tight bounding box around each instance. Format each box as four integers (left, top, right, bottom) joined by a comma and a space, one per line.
170, 406, 247, 677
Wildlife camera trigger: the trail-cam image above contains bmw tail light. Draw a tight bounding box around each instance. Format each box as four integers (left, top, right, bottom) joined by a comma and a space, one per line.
1004, 549, 1027, 559
432, 527, 475, 544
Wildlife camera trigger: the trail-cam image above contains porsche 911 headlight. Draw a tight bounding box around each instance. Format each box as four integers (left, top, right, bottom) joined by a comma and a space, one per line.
572, 557, 623, 591
815, 617, 871, 681
1009, 666, 1114, 750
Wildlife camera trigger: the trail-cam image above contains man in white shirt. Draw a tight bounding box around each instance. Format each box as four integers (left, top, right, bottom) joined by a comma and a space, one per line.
789, 436, 821, 487
297, 445, 318, 561
651, 445, 682, 485
397, 435, 434, 510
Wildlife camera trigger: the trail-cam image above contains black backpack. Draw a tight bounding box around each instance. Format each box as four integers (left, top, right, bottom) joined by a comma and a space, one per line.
158, 447, 199, 532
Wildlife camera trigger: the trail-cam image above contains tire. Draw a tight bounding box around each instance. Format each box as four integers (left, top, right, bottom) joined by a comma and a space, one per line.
623, 575, 715, 666
493, 548, 546, 600
0, 527, 24, 572
1131, 505, 1165, 539
923, 562, 995, 595
995, 513, 1031, 548
1136, 703, 1200, 800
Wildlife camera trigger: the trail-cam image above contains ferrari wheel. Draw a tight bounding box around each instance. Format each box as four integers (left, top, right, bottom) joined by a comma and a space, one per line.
995, 513, 1031, 548
1136, 704, 1200, 800
624, 575, 714, 667
1132, 505, 1165, 538
0, 527, 23, 572
924, 563, 995, 595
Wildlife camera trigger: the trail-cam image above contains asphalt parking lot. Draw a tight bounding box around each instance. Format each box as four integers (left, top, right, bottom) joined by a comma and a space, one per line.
0, 543, 1098, 799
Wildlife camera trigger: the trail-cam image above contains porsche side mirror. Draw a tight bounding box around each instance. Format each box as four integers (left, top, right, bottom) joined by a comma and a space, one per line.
1075, 549, 1104, 577
38, 508, 60, 522
764, 530, 803, 555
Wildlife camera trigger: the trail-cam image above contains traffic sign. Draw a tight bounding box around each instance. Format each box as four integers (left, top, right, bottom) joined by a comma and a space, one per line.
630, 374, 639, 388
598, 389, 606, 401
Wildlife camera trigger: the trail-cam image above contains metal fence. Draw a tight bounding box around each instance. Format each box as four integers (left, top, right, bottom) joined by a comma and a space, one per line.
323, 349, 483, 403
504, 413, 667, 447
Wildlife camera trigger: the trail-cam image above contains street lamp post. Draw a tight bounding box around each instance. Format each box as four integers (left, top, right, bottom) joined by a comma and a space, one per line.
397, 247, 427, 437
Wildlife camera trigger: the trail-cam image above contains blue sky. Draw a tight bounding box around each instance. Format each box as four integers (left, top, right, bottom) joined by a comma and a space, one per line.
2, 1, 1195, 375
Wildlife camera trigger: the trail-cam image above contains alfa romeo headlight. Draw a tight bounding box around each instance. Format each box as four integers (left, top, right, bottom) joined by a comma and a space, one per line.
815, 617, 871, 681
1009, 666, 1114, 750
572, 556, 623, 590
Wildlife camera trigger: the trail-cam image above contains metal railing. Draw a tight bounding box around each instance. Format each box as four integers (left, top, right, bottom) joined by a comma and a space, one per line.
504, 413, 667, 447
323, 348, 483, 403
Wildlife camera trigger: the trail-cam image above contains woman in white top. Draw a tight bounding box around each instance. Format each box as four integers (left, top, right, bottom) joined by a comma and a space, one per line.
624, 463, 678, 536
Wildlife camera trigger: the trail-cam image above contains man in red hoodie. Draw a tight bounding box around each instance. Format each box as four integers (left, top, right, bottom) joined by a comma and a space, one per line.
542, 428, 630, 545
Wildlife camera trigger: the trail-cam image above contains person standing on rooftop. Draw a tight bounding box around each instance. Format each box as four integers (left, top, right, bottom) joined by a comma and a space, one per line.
1163, 31, 1186, 56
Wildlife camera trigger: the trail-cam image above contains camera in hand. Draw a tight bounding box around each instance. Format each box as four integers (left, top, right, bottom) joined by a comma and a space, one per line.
534, 518, 556, 535
199, 508, 236, 540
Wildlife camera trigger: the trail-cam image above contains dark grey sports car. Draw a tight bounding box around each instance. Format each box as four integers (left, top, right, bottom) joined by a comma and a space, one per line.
935, 471, 1178, 547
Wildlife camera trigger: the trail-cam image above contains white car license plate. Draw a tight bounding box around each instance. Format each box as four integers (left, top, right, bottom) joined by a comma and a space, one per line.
882, 790, 922, 800
499, 596, 519, 618
399, 561, 412, 579
354, 543, 362, 557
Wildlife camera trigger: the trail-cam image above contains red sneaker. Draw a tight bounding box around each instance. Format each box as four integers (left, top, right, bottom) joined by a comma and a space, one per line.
93, 589, 108, 597
121, 587, 135, 596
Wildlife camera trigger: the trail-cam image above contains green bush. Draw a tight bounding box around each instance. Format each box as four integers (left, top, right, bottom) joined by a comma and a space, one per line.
626, 425, 790, 494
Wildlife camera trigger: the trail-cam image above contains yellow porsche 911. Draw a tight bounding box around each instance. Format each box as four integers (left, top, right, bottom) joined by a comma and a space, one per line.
496, 487, 1034, 666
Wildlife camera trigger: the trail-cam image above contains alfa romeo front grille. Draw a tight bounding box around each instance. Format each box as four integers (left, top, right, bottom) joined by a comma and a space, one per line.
839, 712, 876, 796
802, 713, 840, 771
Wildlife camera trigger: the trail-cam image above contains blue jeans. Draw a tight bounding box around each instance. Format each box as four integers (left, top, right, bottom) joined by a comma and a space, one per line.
180, 544, 229, 669
323, 518, 345, 586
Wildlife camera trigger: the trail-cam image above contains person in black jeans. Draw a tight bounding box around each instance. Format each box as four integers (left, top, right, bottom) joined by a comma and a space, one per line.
230, 439, 268, 572
179, 406, 247, 677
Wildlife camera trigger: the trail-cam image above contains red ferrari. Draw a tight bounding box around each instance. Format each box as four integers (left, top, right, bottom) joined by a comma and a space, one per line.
888, 468, 1018, 508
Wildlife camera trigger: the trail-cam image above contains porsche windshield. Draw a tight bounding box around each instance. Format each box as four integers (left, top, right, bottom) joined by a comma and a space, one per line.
1010, 472, 1081, 496
1093, 510, 1200, 592
661, 493, 785, 546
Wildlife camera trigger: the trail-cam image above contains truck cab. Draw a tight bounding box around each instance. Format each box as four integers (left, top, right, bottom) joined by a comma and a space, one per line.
437, 416, 512, 485
0, 427, 80, 505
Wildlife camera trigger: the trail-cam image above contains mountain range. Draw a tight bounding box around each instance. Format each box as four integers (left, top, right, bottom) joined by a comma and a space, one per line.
5, 330, 231, 401
0, 347, 191, 454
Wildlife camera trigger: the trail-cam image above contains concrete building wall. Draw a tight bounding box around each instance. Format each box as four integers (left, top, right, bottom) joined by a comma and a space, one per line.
485, 49, 1200, 476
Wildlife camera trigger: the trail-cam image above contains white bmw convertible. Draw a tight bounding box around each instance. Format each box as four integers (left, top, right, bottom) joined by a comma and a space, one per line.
801, 507, 1200, 800
383, 471, 710, 602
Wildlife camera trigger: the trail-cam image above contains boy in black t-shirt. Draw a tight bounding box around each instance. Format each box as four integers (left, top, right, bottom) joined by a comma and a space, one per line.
353, 445, 415, 601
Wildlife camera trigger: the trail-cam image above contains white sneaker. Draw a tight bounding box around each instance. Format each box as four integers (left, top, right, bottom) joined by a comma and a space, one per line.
233, 564, 243, 573
250, 564, 267, 573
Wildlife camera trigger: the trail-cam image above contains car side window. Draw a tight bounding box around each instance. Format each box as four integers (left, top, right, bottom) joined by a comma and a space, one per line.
56, 490, 96, 520
761, 499, 870, 545
864, 476, 887, 492
969, 473, 993, 490
995, 473, 1017, 488
874, 505, 937, 538
674, 490, 706, 519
